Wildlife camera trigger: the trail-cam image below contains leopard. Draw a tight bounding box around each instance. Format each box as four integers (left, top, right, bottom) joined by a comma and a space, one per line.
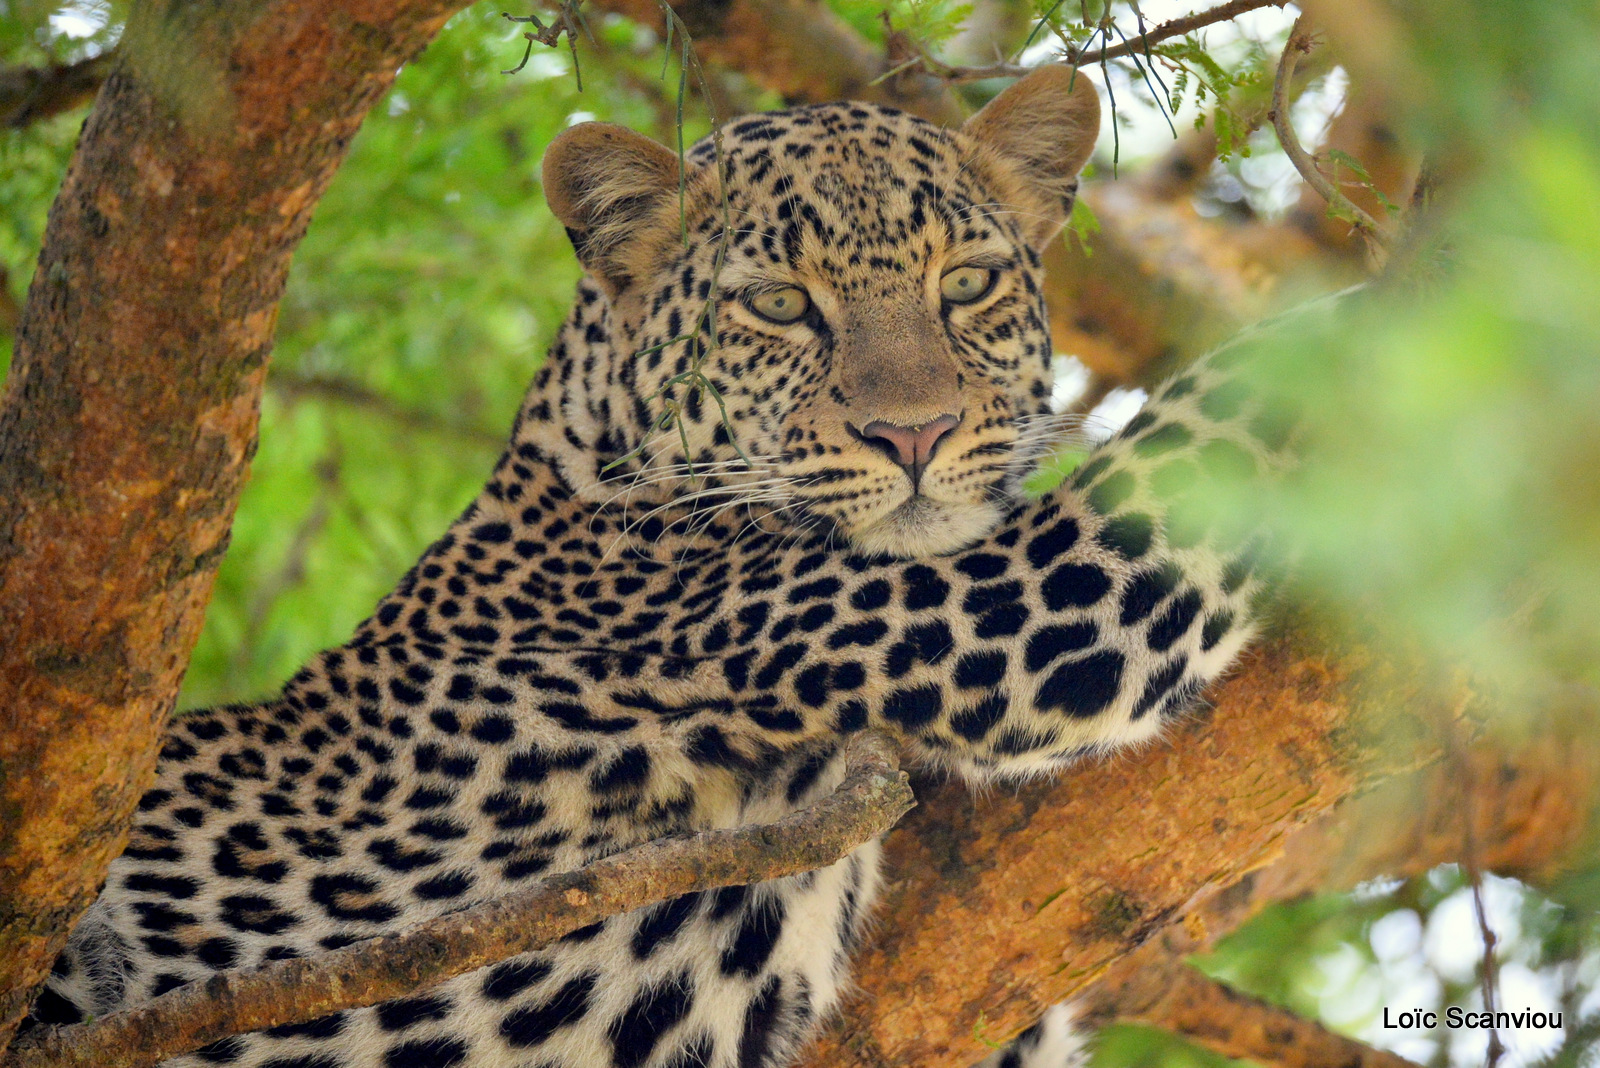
29, 64, 1293, 1068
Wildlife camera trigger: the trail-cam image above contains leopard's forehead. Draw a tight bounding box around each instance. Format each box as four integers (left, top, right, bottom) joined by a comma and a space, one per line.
699, 103, 962, 179
686, 102, 1014, 285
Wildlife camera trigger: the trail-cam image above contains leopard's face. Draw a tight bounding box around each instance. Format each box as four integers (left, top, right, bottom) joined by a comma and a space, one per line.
541, 71, 1100, 558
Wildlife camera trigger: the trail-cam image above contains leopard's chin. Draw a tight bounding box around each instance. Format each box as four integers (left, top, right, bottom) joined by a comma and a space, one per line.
845, 496, 1002, 559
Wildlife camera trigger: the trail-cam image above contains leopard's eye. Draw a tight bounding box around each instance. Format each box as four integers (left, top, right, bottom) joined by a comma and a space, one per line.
748, 287, 811, 324
940, 266, 996, 304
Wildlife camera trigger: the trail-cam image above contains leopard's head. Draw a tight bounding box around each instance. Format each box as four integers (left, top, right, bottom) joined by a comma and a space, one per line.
540, 66, 1099, 557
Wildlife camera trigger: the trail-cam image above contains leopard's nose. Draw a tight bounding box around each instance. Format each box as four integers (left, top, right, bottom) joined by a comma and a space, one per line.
848, 413, 962, 489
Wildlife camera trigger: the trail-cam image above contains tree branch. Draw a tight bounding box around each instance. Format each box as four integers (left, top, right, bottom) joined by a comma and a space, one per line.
895, 0, 1290, 84
0, 52, 116, 128
270, 371, 505, 448
3, 733, 913, 1068
578, 0, 964, 122
1091, 957, 1421, 1068
0, 0, 475, 1046
1072, 704, 1600, 1065
0, 266, 19, 338
796, 620, 1600, 1068
799, 623, 1372, 1068
1270, 17, 1391, 252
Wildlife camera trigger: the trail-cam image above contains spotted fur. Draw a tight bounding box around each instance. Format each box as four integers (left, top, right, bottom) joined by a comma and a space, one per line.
32, 68, 1291, 1068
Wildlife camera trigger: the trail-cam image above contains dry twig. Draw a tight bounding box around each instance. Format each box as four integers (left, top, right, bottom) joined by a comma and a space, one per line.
270, 371, 505, 448
1457, 738, 1508, 1068
1270, 16, 1391, 253
5, 733, 914, 1068
0, 52, 116, 128
886, 0, 1288, 84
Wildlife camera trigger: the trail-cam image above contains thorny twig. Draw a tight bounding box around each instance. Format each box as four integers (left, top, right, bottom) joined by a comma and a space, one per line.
885, 0, 1288, 84
597, 2, 747, 481
502, 5, 586, 85
5, 733, 915, 1068
1269, 16, 1390, 254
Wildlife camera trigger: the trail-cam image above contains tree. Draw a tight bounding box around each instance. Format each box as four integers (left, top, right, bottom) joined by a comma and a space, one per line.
1, 1, 1597, 1067
0, 0, 472, 1047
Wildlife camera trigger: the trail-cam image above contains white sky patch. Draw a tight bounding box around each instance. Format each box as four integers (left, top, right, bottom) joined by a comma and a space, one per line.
1049, 354, 1091, 411
1011, 3, 1352, 218
1047, 356, 1145, 441
517, 50, 573, 82
1087, 387, 1147, 439
48, 0, 109, 39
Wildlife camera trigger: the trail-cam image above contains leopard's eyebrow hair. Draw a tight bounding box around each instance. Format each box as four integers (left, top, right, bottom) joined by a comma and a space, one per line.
938, 249, 1016, 271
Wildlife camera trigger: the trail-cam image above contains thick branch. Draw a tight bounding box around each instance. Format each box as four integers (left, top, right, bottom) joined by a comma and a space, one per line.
799, 623, 1371, 1068
0, 53, 115, 128
1095, 959, 1420, 1068
5, 733, 913, 1068
796, 622, 1600, 1068
0, 0, 472, 1046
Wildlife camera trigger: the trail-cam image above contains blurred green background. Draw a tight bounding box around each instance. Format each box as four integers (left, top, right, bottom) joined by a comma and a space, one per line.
2, 1, 1597, 1066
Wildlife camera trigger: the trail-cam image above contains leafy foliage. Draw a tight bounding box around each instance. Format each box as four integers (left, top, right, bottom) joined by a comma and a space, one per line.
2, 1, 1599, 1066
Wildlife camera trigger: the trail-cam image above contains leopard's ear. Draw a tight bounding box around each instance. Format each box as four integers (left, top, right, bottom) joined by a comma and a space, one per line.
962, 65, 1100, 241
542, 122, 682, 294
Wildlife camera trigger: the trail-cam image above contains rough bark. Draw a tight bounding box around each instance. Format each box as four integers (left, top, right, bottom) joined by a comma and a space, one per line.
1067, 718, 1600, 1062
1092, 961, 1423, 1068
0, 0, 469, 1046
792, 623, 1373, 1068
792, 633, 1600, 1068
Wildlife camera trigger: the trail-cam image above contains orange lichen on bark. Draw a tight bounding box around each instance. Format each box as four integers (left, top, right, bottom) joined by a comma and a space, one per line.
798, 630, 1369, 1068
0, 0, 470, 1044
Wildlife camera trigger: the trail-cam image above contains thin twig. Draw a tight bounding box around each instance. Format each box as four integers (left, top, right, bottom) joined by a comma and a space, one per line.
270, 371, 505, 448
1269, 16, 1390, 252
1458, 750, 1507, 1068
905, 0, 1288, 83
0, 51, 116, 128
5, 733, 914, 1068
0, 266, 20, 338
501, 6, 585, 77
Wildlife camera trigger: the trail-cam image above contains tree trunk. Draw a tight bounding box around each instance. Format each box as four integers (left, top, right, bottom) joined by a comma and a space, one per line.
0, 0, 468, 1046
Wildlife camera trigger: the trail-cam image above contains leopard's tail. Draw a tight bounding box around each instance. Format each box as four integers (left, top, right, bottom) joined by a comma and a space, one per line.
975, 1004, 1089, 1068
